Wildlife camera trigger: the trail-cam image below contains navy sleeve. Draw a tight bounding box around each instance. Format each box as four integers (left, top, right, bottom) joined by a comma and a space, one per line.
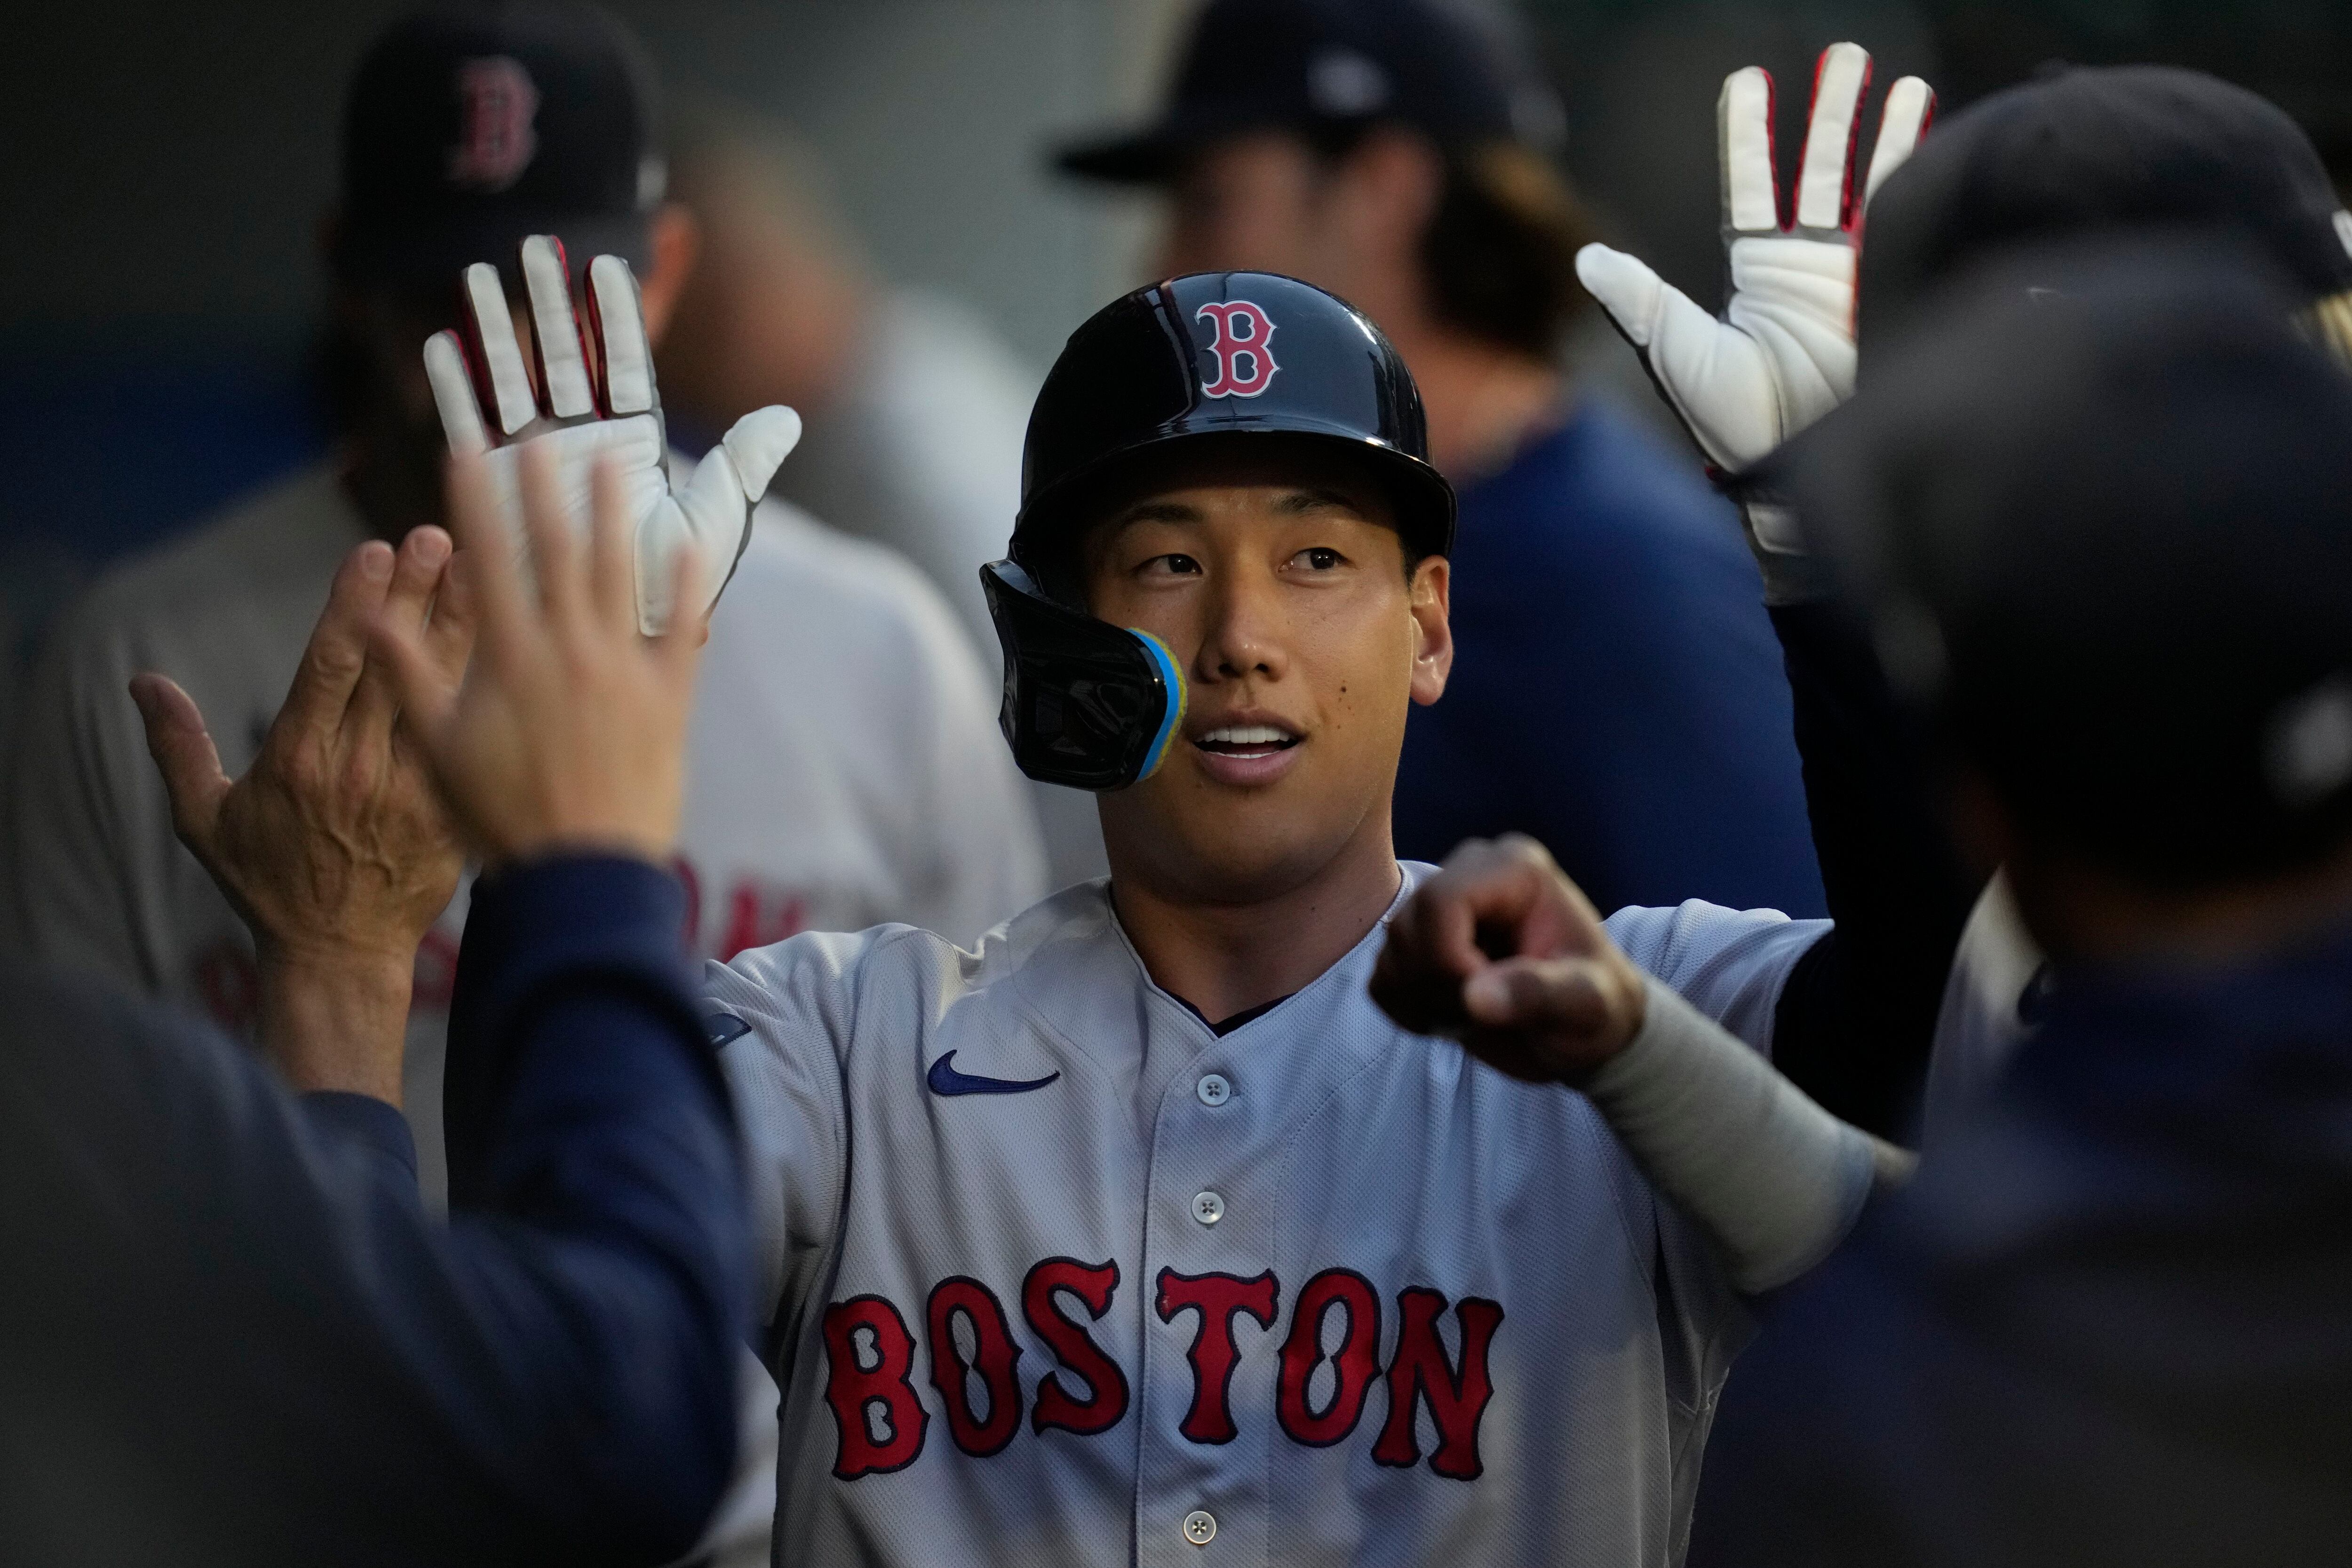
434, 855, 750, 1554
1765, 601, 1980, 1139
302, 1089, 420, 1186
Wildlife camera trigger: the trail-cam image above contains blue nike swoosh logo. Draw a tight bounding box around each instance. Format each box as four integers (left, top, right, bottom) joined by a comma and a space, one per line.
927, 1051, 1061, 1097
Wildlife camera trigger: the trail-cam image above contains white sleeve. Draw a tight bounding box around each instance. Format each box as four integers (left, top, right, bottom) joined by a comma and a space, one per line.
1921, 872, 2042, 1145
1595, 898, 1843, 1379
702, 930, 875, 1330
1581, 978, 1879, 1293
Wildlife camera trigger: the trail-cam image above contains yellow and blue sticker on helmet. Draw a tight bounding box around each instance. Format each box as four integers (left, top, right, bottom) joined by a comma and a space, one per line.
1129, 629, 1189, 781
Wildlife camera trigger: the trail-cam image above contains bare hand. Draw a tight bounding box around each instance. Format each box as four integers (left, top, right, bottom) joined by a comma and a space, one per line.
370, 445, 706, 867
1369, 835, 1649, 1082
132, 527, 475, 1098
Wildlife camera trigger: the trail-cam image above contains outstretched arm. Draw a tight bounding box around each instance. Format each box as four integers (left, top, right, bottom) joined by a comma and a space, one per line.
1371, 836, 1909, 1293
1579, 44, 1970, 1138
132, 526, 473, 1102
105, 242, 763, 1557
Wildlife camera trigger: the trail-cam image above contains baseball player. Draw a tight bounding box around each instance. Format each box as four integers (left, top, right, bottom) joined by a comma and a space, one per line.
1059, 0, 1831, 924
0, 2, 1044, 1208
412, 236, 1913, 1560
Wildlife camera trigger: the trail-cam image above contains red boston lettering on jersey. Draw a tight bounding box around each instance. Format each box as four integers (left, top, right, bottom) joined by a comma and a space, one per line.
1276, 1268, 1383, 1447
1155, 1267, 1279, 1444
1371, 1287, 1504, 1480
822, 1296, 930, 1478
718, 879, 807, 961
1195, 301, 1280, 398
1024, 1258, 1131, 1436
925, 1277, 1024, 1457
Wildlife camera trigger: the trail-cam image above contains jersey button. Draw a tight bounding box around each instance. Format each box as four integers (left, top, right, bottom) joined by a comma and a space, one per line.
1191, 1190, 1225, 1226
1182, 1509, 1217, 1545
1196, 1072, 1232, 1107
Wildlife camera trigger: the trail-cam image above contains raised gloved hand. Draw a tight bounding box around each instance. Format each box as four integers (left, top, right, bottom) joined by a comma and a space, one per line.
1577, 42, 1933, 478
422, 235, 801, 635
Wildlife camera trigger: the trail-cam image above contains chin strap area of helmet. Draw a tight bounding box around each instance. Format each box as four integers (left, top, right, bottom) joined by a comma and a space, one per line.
981, 559, 1189, 792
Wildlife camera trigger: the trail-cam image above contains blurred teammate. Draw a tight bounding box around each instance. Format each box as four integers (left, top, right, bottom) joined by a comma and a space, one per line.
659, 106, 1037, 660
1862, 65, 2352, 1133
1690, 249, 2352, 1567
656, 107, 1105, 886
1056, 0, 1827, 917
5, 497, 743, 1567
0, 2, 1043, 1202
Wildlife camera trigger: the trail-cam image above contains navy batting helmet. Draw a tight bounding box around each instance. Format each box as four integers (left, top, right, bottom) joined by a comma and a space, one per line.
982, 271, 1454, 792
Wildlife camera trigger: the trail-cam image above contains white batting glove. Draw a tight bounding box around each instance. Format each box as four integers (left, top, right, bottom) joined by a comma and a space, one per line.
1577, 43, 1934, 477
422, 235, 802, 635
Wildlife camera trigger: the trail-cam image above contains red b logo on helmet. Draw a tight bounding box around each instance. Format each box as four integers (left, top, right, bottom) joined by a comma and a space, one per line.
448, 56, 540, 192
1196, 302, 1279, 398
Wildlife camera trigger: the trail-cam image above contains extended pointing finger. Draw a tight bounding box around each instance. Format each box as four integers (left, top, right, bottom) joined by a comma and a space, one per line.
443, 452, 533, 670
128, 673, 231, 857
423, 331, 490, 457
517, 440, 584, 632
278, 541, 396, 744
464, 261, 540, 436
520, 235, 595, 419
1719, 65, 1779, 233
1864, 76, 1936, 208
1795, 42, 1871, 231
421, 548, 479, 689
350, 526, 453, 732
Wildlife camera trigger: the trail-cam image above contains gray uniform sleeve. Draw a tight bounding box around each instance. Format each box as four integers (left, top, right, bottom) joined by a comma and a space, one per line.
3, 602, 173, 987
1595, 897, 1844, 1458
1603, 898, 1828, 1054
703, 930, 877, 1332
1582, 977, 1880, 1293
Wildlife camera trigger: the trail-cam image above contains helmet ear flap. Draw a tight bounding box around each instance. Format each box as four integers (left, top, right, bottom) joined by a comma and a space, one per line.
982, 561, 1185, 792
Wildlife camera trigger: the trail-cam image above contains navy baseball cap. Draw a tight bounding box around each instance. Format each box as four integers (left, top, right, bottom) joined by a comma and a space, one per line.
1859, 65, 2352, 361
1056, 0, 1562, 184
1783, 244, 2352, 886
333, 1, 664, 290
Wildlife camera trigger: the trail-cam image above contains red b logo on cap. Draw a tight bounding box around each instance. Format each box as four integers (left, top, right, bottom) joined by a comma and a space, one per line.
1197, 301, 1279, 398
448, 56, 540, 192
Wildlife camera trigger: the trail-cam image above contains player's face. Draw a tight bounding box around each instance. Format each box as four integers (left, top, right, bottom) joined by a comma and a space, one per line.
1080, 445, 1452, 904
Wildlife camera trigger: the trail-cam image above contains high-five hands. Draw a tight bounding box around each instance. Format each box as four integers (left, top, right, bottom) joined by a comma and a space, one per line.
132, 529, 475, 1100
421, 235, 801, 634
370, 445, 707, 869
1369, 835, 1651, 1083
1577, 43, 1934, 476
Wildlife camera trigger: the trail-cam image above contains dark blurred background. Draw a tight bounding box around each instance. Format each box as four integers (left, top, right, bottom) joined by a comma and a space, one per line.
4, 0, 2349, 728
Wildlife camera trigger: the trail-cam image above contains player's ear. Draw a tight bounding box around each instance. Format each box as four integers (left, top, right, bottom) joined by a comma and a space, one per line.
1409, 554, 1452, 707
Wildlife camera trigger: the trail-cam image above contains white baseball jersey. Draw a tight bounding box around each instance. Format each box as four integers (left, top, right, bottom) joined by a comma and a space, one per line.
1921, 871, 2043, 1145
709, 867, 1825, 1567
1, 461, 1047, 1202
